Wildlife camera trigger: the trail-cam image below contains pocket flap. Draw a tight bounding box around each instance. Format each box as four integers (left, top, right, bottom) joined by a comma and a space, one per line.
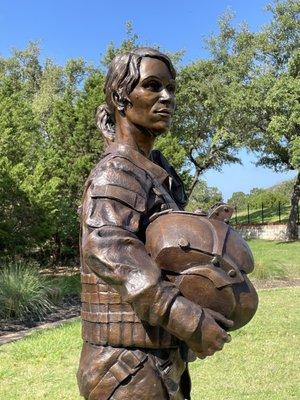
91, 184, 146, 213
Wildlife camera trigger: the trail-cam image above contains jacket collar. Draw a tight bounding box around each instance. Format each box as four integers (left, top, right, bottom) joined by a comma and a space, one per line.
104, 142, 169, 184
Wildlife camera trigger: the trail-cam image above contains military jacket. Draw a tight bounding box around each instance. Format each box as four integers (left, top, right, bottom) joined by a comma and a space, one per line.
80, 142, 192, 348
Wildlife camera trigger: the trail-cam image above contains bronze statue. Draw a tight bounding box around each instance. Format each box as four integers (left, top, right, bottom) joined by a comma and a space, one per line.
77, 48, 258, 400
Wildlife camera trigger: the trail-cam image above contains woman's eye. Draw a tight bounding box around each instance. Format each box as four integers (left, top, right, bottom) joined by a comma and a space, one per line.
167, 84, 176, 93
145, 80, 161, 91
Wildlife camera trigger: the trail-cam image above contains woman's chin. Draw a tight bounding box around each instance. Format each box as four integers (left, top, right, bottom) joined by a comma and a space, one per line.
151, 128, 168, 138
151, 122, 171, 135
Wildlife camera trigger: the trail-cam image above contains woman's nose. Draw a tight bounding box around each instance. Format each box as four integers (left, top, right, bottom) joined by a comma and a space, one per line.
160, 88, 174, 103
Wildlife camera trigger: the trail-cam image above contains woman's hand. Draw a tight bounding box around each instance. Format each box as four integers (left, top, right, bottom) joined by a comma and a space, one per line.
187, 308, 233, 359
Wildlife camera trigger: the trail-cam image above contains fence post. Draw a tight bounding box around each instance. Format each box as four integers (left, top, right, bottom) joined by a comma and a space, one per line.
235, 205, 238, 225
247, 204, 250, 224
261, 202, 264, 224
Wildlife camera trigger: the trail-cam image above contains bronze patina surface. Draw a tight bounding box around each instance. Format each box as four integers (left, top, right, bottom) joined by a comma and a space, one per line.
77, 48, 258, 400
146, 209, 258, 331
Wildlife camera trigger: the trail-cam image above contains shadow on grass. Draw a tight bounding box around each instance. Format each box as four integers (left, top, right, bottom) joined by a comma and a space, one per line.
274, 240, 298, 245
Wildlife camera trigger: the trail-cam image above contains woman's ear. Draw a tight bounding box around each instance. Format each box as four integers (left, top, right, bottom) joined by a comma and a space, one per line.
112, 91, 127, 117
96, 105, 115, 143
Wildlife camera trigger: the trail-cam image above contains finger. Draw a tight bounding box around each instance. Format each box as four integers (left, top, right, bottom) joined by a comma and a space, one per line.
197, 352, 207, 360
200, 348, 216, 357
214, 313, 234, 329
206, 348, 216, 356
206, 309, 234, 329
225, 333, 232, 343
219, 330, 232, 344
214, 340, 225, 351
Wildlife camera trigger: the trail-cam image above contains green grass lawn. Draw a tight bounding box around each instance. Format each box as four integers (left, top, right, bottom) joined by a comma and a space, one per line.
0, 287, 299, 399
248, 239, 300, 280
190, 287, 300, 399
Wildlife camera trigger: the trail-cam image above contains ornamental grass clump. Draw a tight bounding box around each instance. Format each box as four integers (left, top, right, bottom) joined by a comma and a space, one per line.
250, 260, 286, 281
0, 261, 55, 321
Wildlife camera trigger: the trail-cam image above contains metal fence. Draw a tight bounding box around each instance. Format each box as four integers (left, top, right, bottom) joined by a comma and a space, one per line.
230, 202, 299, 225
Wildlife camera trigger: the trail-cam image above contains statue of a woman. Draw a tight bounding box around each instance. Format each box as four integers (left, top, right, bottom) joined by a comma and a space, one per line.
77, 48, 232, 400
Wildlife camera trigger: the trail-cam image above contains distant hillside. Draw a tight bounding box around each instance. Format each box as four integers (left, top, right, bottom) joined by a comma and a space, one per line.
265, 179, 295, 195
228, 178, 295, 209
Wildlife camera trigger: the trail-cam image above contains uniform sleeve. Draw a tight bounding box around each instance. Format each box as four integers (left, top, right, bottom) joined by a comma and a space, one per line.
82, 157, 202, 341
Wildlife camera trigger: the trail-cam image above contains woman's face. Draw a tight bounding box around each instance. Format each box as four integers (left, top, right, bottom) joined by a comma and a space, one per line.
124, 57, 176, 134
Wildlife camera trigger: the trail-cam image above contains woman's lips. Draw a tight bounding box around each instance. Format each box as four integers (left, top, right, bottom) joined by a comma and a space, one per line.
154, 109, 173, 116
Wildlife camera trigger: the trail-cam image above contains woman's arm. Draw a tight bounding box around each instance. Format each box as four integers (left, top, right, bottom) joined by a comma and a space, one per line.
81, 157, 232, 357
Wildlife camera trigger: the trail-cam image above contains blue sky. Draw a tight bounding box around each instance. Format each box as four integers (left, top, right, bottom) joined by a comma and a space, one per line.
1, 0, 296, 199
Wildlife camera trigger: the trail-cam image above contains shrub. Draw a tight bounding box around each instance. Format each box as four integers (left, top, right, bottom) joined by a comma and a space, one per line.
0, 261, 56, 321
50, 274, 81, 298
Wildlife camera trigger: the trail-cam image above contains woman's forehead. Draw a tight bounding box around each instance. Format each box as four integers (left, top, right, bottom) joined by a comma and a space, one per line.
139, 57, 174, 82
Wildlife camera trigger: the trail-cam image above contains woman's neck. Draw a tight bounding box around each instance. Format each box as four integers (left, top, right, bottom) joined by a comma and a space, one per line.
115, 117, 155, 158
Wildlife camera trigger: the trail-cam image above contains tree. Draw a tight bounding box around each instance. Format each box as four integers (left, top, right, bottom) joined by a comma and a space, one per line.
101, 21, 139, 68
0, 44, 106, 261
228, 192, 248, 210
163, 10, 261, 197
171, 60, 240, 196
0, 158, 41, 254
205, 0, 299, 238
34, 59, 106, 262
246, 0, 299, 238
186, 180, 223, 211
253, 0, 299, 238
0, 44, 47, 256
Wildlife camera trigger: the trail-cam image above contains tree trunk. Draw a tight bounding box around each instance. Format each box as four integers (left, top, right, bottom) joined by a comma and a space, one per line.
52, 231, 61, 266
287, 171, 300, 240
187, 168, 201, 199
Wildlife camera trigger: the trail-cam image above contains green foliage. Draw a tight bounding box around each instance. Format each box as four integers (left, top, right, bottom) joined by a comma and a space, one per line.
186, 180, 223, 211
205, 0, 300, 237
101, 21, 140, 67
154, 132, 187, 171
50, 274, 81, 298
228, 178, 295, 210
0, 262, 55, 321
249, 188, 284, 209
227, 191, 248, 210
204, 3, 299, 174
171, 57, 243, 194
1, 2, 299, 258
210, 1, 300, 174
0, 43, 106, 260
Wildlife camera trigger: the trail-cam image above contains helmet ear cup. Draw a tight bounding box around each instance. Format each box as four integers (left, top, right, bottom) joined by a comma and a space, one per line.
229, 275, 259, 330
170, 272, 258, 331
170, 273, 236, 328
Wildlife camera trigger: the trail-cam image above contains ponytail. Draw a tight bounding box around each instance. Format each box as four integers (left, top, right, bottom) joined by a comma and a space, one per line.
96, 104, 115, 144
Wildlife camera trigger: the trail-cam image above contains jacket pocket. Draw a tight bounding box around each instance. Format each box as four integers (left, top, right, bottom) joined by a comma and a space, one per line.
89, 349, 147, 400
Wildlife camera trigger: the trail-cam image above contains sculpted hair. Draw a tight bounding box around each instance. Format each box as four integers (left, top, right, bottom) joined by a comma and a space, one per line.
96, 47, 176, 142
